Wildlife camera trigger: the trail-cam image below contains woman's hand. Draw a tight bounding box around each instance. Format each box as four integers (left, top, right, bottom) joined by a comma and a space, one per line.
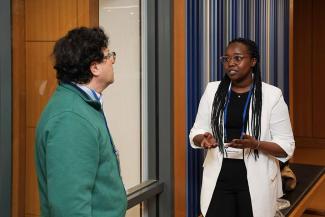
228, 134, 288, 157
227, 134, 258, 149
193, 132, 218, 149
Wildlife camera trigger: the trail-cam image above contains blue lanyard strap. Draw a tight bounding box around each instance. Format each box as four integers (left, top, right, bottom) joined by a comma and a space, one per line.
90, 90, 121, 174
90, 89, 101, 102
67, 83, 121, 174
224, 84, 253, 141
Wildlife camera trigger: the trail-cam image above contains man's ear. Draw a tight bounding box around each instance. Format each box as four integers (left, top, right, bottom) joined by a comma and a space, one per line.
90, 61, 100, 76
251, 58, 257, 67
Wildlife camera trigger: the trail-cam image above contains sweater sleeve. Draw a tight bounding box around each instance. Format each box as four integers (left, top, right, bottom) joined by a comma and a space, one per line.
45, 112, 99, 217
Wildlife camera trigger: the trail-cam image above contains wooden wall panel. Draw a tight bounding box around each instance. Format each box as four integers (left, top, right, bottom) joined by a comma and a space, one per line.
292, 0, 325, 212
25, 128, 40, 215
294, 137, 325, 148
25, 0, 77, 41
12, 0, 27, 216
78, 0, 92, 26
77, 0, 99, 27
293, 0, 325, 146
293, 0, 313, 137
26, 42, 56, 128
12, 1, 99, 217
312, 0, 325, 138
173, 0, 186, 216
293, 148, 325, 166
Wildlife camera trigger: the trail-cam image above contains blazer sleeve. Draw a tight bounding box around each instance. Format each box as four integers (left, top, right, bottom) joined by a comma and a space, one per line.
269, 91, 295, 162
189, 83, 215, 149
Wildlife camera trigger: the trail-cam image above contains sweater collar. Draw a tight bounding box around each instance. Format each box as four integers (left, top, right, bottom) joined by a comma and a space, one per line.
58, 82, 102, 110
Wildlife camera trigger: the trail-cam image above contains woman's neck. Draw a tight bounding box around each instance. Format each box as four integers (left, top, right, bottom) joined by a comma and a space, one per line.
231, 77, 253, 93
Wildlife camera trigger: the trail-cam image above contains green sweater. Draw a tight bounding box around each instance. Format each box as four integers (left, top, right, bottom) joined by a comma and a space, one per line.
35, 83, 127, 217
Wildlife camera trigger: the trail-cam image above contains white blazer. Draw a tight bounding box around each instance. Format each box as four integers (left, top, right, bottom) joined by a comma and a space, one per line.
189, 81, 295, 217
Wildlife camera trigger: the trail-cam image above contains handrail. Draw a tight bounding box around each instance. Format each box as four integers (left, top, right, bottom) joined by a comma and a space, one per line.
127, 180, 164, 209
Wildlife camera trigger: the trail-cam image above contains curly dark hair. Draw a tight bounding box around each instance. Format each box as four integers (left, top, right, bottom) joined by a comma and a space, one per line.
53, 26, 108, 84
211, 38, 262, 159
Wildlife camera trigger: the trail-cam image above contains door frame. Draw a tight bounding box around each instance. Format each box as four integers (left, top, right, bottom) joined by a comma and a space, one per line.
0, 0, 12, 216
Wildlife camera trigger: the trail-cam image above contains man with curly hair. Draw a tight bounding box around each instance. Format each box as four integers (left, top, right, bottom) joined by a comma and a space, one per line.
35, 27, 127, 217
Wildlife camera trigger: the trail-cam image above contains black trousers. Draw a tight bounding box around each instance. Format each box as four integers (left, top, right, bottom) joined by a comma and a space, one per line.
205, 159, 253, 217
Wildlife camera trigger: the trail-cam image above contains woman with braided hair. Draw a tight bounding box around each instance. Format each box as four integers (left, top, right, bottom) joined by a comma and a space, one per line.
189, 38, 295, 217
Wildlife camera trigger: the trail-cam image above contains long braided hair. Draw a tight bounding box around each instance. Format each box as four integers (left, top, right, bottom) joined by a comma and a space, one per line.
211, 38, 262, 158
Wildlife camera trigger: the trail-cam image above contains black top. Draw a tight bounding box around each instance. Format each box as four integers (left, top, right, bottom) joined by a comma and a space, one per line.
225, 90, 251, 142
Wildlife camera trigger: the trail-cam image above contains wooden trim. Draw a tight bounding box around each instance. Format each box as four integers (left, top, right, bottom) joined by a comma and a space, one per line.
289, 0, 294, 126
89, 0, 99, 27
173, 0, 186, 215
288, 174, 325, 217
304, 208, 325, 216
295, 137, 325, 149
77, 0, 99, 27
11, 0, 27, 216
296, 144, 325, 149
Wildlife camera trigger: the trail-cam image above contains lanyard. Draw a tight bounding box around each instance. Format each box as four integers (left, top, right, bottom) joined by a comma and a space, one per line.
67, 83, 121, 173
90, 90, 121, 174
224, 84, 253, 142
90, 89, 101, 102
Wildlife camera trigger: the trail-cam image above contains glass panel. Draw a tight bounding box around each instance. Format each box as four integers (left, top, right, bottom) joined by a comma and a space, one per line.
99, 1, 147, 216
126, 206, 141, 216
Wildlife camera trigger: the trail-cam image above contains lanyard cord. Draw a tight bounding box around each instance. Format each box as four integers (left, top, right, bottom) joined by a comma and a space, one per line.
91, 90, 121, 174
66, 83, 121, 173
90, 89, 101, 102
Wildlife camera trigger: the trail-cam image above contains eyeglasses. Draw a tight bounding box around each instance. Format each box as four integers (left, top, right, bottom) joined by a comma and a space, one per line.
103, 51, 116, 62
219, 55, 248, 65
